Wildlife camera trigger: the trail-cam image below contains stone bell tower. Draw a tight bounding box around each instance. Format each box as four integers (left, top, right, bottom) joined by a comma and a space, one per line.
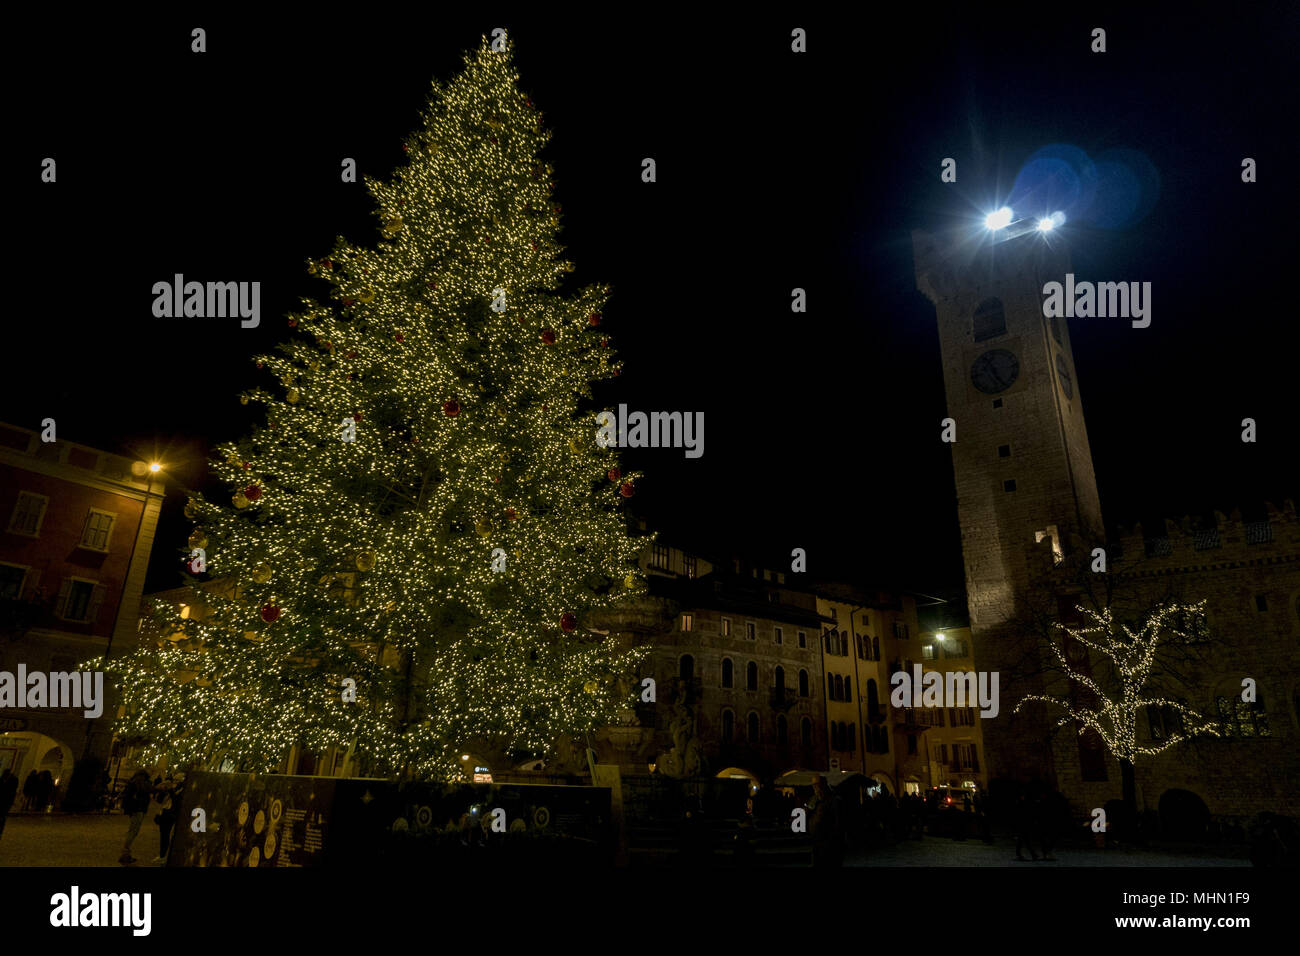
913, 227, 1104, 787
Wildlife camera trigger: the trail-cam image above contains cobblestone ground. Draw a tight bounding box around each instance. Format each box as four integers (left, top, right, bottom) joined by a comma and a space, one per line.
0, 812, 165, 867
0, 813, 1252, 867
847, 835, 1250, 867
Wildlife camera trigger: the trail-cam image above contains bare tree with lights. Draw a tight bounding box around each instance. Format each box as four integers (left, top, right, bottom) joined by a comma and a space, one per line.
1013, 599, 1222, 825
91, 32, 648, 781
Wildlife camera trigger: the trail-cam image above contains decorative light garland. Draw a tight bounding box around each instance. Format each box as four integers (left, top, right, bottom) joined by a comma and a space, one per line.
87, 32, 650, 782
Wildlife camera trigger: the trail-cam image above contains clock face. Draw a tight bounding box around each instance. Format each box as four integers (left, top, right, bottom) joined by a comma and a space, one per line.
1056, 353, 1074, 400
970, 349, 1020, 394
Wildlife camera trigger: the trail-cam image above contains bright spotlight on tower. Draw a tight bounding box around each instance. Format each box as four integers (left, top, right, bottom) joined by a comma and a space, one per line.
985, 207, 1013, 230
1037, 217, 1055, 232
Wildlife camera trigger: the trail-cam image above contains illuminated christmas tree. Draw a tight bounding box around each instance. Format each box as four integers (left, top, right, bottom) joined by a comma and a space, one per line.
1013, 600, 1222, 821
94, 32, 647, 780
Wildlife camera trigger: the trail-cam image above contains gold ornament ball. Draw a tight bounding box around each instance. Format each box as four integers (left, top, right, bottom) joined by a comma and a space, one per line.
239, 395, 250, 406
568, 437, 582, 453
233, 492, 250, 509
356, 551, 377, 572
475, 519, 492, 537
251, 564, 273, 584
624, 573, 638, 589
188, 531, 208, 550
287, 389, 300, 404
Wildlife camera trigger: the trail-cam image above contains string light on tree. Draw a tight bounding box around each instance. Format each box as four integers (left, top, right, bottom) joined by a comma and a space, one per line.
88, 31, 648, 782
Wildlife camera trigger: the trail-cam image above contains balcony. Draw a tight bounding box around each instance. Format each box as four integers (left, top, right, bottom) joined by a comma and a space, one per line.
769, 687, 797, 711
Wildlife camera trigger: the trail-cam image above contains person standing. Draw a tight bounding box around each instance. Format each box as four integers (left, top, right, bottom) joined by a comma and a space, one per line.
153, 772, 184, 863
0, 770, 19, 842
22, 770, 38, 811
119, 770, 152, 865
35, 770, 54, 812
809, 775, 844, 868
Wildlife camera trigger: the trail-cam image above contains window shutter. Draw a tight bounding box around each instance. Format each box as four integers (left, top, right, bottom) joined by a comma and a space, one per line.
87, 584, 107, 624
55, 578, 73, 617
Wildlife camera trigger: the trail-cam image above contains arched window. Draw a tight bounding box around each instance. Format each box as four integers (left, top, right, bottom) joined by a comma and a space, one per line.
828, 674, 836, 700
774, 665, 785, 693
721, 657, 733, 688
867, 679, 880, 722
799, 669, 809, 697
801, 717, 813, 748
857, 635, 864, 659
679, 655, 694, 681
841, 634, 849, 656
844, 677, 852, 702
847, 723, 856, 753
747, 661, 758, 691
747, 712, 760, 744
721, 709, 734, 742
834, 674, 844, 700
831, 722, 841, 751
776, 713, 788, 745
876, 726, 889, 754
872, 636, 880, 660
974, 297, 1006, 342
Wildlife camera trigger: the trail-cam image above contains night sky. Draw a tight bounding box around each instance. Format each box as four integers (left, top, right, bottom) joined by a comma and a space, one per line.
9, 8, 1297, 602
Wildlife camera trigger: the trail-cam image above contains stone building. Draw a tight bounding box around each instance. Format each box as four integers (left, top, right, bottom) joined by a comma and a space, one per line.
0, 422, 165, 797
913, 225, 1300, 830
590, 545, 827, 782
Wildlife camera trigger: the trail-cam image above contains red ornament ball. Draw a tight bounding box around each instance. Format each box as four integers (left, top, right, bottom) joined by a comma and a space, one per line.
541, 328, 556, 345
560, 613, 578, 633
601, 338, 609, 348
323, 260, 333, 270
288, 318, 297, 327
588, 312, 601, 326
244, 484, 262, 501
256, 361, 264, 369
242, 462, 250, 471
347, 351, 357, 359
607, 467, 621, 482
427, 281, 437, 289
402, 144, 410, 152
619, 482, 634, 498
343, 298, 355, 306
443, 400, 460, 417
260, 604, 281, 623
396, 333, 405, 343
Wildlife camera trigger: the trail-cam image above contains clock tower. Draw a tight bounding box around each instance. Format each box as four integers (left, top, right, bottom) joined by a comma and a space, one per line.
913, 227, 1104, 786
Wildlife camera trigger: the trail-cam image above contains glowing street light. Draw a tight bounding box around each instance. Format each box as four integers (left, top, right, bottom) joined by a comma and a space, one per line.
1037, 211, 1066, 232
984, 207, 1013, 230
149, 462, 162, 472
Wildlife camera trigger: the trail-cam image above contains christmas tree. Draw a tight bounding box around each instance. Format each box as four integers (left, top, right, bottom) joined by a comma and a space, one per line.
94, 32, 648, 781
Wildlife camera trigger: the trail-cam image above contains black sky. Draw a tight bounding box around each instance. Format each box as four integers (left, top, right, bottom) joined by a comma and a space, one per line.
9, 7, 1298, 600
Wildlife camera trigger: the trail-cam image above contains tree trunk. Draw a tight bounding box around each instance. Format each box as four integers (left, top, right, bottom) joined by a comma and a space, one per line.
1120, 758, 1138, 840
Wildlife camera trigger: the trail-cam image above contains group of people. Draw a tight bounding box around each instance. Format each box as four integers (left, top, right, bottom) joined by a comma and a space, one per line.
0, 768, 58, 846
118, 769, 186, 865
1013, 784, 1058, 861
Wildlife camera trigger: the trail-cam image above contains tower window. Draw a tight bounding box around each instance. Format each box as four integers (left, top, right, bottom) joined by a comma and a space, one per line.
973, 297, 1006, 342
1004, 479, 1017, 492
992, 398, 1003, 409
998, 444, 1011, 458
1255, 595, 1268, 612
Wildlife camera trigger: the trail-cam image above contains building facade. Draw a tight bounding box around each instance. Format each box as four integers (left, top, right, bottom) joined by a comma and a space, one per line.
914, 228, 1300, 828
0, 422, 165, 798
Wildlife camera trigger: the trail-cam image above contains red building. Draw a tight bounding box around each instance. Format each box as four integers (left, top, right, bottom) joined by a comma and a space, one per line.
0, 422, 165, 805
